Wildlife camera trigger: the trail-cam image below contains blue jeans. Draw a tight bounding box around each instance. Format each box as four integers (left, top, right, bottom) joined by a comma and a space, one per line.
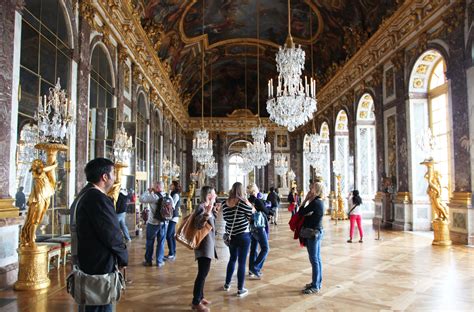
249, 227, 269, 275
306, 229, 324, 290
145, 222, 167, 265
79, 304, 112, 312
166, 220, 177, 256
225, 232, 251, 291
117, 212, 131, 241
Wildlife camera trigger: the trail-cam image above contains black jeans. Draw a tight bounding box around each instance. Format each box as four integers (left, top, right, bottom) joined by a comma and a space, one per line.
192, 257, 211, 305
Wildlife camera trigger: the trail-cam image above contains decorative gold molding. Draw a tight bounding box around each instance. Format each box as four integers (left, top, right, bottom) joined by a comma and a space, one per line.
92, 0, 189, 128
186, 117, 286, 133
314, 0, 451, 118
450, 191, 472, 207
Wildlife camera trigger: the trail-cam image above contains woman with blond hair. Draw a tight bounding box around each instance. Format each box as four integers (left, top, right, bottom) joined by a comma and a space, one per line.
222, 182, 254, 297
298, 181, 325, 295
246, 183, 270, 279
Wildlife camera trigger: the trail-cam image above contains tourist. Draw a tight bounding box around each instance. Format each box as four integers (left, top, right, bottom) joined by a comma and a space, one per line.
116, 189, 131, 242
267, 187, 280, 225
191, 186, 221, 312
288, 187, 300, 216
222, 182, 254, 297
15, 186, 26, 211
165, 180, 181, 261
247, 184, 270, 279
298, 181, 324, 295
347, 190, 363, 243
72, 158, 128, 312
140, 181, 174, 267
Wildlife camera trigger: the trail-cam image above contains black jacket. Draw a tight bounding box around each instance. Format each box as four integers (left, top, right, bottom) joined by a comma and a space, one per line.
71, 183, 128, 274
116, 192, 128, 214
248, 195, 270, 217
267, 191, 280, 208
298, 197, 324, 230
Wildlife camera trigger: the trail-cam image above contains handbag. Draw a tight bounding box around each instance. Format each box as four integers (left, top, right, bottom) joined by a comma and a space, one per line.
67, 191, 125, 305
299, 227, 320, 239
223, 205, 239, 246
66, 265, 124, 305
175, 212, 212, 250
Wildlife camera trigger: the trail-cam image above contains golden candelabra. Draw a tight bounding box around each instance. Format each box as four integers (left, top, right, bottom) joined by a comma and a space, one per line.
187, 181, 196, 213
16, 142, 67, 291
107, 162, 128, 206
421, 160, 451, 246
331, 174, 347, 220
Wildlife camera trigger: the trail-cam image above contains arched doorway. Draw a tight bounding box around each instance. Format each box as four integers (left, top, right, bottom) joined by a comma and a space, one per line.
227, 140, 253, 191
408, 50, 451, 229
356, 94, 377, 217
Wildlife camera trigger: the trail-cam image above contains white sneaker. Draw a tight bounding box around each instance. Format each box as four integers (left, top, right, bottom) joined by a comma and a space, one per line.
237, 288, 248, 297
223, 284, 231, 291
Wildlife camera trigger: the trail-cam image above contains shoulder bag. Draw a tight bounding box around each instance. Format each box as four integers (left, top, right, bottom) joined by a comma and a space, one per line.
66, 191, 125, 305
175, 211, 212, 250
223, 205, 239, 246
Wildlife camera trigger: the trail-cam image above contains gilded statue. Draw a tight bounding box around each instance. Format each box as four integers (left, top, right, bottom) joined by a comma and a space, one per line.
424, 165, 448, 221
187, 182, 195, 212
20, 158, 57, 247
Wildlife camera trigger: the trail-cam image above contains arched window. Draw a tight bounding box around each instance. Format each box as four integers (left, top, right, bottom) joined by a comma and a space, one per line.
356, 94, 377, 214
320, 122, 331, 195
152, 110, 162, 182
334, 111, 350, 195
428, 59, 450, 200
409, 50, 451, 203
88, 44, 115, 160
136, 93, 149, 194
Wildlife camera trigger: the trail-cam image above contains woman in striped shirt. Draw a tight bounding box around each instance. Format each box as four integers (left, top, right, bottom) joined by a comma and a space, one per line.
222, 182, 254, 298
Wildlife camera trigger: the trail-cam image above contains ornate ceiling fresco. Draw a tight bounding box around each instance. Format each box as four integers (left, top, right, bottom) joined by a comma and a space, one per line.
138, 0, 401, 117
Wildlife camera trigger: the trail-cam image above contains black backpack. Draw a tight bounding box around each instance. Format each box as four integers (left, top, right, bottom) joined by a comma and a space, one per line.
153, 193, 174, 221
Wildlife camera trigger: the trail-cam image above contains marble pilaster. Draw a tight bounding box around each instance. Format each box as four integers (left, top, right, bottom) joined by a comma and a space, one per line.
75, 17, 93, 193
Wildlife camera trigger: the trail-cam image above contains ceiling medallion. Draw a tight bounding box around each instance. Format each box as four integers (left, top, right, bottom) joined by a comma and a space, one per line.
266, 0, 317, 132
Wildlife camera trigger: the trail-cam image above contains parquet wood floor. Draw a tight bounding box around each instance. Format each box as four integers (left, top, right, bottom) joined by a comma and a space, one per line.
1, 210, 473, 311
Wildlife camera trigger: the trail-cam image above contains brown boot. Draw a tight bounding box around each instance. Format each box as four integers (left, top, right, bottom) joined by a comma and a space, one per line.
192, 303, 210, 312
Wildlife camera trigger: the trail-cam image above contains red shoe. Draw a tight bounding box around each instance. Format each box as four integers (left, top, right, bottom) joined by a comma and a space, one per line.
200, 298, 212, 305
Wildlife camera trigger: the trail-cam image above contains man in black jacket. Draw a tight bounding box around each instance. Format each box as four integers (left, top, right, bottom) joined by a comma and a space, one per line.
71, 158, 128, 312
267, 187, 281, 225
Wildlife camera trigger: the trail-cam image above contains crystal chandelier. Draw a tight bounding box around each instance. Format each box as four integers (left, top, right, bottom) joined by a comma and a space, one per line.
274, 153, 288, 176
204, 156, 218, 178
242, 126, 271, 169
170, 163, 180, 178
238, 155, 254, 174
192, 4, 214, 164
35, 78, 74, 144
113, 124, 133, 164
303, 133, 321, 166
162, 156, 171, 176
266, 0, 316, 132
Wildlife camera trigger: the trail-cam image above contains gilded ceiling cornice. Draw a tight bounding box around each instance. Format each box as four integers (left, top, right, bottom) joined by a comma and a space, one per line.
89, 0, 189, 129
186, 117, 286, 133
312, 0, 452, 123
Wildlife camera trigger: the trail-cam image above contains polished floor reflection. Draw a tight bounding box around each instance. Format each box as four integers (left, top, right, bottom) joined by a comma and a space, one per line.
1, 210, 474, 311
